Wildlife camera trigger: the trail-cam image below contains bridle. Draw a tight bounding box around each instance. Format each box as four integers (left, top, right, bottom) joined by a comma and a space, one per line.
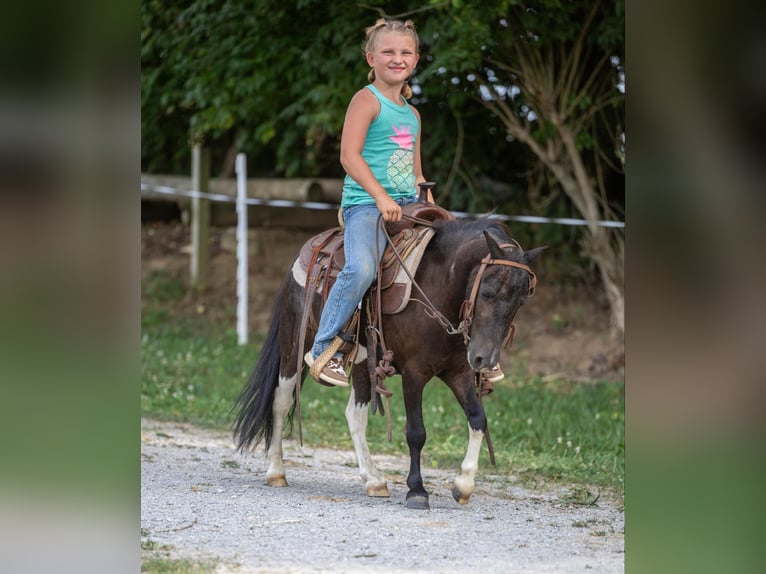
458, 241, 537, 346
379, 218, 536, 345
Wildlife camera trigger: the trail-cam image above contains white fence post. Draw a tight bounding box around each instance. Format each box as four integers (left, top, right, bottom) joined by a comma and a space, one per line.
235, 153, 249, 345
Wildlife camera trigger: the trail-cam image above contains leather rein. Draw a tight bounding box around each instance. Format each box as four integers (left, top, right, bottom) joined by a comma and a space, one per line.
378, 220, 537, 345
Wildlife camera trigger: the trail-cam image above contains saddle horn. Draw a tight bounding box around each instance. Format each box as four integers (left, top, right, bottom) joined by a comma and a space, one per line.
417, 181, 435, 203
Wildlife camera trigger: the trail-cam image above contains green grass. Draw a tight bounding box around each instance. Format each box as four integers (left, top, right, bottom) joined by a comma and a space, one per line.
141, 536, 218, 573
142, 269, 624, 493
141, 557, 216, 574
141, 321, 262, 427
292, 374, 624, 490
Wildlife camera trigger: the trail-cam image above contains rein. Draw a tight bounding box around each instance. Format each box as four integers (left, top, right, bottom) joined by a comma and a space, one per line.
377, 215, 464, 336
380, 224, 536, 345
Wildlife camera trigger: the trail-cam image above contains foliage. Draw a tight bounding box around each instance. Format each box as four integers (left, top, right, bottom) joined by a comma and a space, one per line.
141, 1, 625, 300
423, 0, 625, 330
141, 1, 623, 205
141, 0, 403, 177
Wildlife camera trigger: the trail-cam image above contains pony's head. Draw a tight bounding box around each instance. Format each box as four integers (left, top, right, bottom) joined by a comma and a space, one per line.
462, 228, 546, 373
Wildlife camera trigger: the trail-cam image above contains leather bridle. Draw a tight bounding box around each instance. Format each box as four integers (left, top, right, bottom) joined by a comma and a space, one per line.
458, 241, 537, 346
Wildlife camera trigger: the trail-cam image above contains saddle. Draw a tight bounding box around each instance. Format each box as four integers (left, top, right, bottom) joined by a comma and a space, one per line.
296, 202, 455, 315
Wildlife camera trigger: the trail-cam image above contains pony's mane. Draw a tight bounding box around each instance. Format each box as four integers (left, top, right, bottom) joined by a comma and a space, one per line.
431, 217, 512, 252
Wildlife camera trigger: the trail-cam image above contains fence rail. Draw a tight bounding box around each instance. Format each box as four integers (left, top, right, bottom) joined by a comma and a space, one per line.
141, 181, 625, 229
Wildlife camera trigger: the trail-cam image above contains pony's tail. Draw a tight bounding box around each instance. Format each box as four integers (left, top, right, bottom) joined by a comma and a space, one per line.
231, 292, 283, 453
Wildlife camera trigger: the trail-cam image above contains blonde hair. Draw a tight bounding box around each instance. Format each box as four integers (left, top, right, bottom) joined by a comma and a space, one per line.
364, 18, 419, 100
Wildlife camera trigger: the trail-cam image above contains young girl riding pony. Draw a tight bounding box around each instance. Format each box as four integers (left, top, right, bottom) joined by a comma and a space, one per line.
305, 18, 503, 387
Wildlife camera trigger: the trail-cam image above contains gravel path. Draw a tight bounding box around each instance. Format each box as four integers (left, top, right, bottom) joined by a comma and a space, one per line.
141, 419, 624, 573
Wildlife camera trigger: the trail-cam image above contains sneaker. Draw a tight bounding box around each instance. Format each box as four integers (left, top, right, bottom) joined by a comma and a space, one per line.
304, 352, 349, 387
481, 364, 505, 383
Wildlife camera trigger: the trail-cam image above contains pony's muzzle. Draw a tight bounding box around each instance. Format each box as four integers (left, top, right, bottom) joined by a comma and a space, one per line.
466, 345, 500, 373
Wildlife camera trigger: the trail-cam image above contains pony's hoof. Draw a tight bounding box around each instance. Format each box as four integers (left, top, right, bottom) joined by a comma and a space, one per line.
406, 494, 430, 510
451, 485, 471, 505
266, 475, 288, 487
366, 484, 390, 498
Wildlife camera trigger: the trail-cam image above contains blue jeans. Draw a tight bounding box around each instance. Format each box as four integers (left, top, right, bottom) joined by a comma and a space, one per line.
311, 196, 417, 358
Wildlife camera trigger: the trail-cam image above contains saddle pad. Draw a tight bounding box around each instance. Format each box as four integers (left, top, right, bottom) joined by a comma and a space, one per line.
298, 227, 346, 294
381, 226, 435, 315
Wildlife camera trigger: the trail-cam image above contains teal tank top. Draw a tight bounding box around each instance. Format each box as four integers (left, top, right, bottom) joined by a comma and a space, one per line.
342, 84, 419, 207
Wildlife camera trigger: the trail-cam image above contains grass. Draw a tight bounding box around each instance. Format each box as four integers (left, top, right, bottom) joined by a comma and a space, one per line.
296, 374, 624, 490
142, 269, 624, 493
142, 556, 216, 574
141, 536, 217, 573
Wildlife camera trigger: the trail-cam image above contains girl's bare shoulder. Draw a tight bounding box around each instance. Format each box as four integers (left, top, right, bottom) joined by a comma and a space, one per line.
346, 87, 380, 118
349, 86, 379, 106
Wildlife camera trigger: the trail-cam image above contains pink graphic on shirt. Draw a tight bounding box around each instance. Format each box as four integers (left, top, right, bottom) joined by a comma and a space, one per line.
389, 125, 414, 150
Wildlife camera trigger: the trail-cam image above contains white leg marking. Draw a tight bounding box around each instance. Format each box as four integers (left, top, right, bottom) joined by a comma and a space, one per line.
265, 373, 297, 486
453, 425, 483, 504
346, 386, 389, 497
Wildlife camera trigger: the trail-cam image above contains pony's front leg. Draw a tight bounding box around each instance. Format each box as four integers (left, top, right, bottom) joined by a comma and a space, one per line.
403, 380, 430, 510
265, 372, 299, 487
346, 355, 389, 497
452, 425, 484, 504
451, 393, 487, 505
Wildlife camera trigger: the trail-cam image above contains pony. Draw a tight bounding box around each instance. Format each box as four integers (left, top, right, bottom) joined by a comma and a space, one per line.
232, 215, 544, 509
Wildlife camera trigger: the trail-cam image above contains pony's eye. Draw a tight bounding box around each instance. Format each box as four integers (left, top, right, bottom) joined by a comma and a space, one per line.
480, 289, 493, 301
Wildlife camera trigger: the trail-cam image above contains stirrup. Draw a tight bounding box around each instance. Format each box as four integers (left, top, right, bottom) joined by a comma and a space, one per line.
308, 337, 347, 383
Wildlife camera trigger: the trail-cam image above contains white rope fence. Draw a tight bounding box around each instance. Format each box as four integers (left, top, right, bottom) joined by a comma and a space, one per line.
140, 182, 625, 228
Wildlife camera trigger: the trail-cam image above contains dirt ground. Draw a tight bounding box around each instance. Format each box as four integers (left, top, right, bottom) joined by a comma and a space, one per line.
141, 222, 624, 382
141, 417, 625, 573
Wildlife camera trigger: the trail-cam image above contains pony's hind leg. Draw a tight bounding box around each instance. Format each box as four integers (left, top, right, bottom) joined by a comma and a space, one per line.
346, 352, 390, 497
346, 391, 390, 497
265, 371, 299, 487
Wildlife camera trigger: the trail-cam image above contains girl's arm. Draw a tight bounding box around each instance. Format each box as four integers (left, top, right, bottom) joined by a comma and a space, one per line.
340, 89, 403, 221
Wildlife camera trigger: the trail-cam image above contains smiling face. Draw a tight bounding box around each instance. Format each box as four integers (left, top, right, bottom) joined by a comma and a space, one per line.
366, 30, 419, 87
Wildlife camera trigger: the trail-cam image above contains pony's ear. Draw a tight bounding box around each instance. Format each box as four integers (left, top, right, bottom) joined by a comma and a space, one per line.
524, 246, 548, 263
483, 231, 505, 259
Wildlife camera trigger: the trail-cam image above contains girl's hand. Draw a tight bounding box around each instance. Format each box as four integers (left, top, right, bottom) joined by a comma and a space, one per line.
377, 196, 403, 222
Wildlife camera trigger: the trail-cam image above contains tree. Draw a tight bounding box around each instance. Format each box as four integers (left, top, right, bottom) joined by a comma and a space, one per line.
426, 0, 625, 333
141, 0, 529, 189
141, 0, 404, 176
141, 1, 625, 327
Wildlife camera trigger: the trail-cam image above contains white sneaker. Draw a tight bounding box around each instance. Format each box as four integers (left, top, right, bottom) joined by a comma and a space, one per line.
481, 364, 505, 383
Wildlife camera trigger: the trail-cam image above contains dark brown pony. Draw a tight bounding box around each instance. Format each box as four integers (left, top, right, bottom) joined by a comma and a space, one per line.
232, 216, 544, 509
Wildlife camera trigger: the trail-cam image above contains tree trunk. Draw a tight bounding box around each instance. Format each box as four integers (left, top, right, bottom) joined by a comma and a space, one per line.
486, 103, 625, 335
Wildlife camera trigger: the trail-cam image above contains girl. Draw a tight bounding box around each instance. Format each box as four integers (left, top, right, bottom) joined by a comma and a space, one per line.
304, 18, 427, 386
305, 18, 503, 387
